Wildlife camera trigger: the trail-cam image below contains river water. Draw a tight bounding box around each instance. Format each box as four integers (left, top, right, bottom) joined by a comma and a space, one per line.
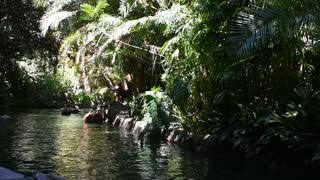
0, 109, 290, 179
0, 109, 209, 179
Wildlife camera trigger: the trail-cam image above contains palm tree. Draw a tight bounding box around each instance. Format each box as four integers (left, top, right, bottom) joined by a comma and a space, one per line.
39, 0, 112, 93
38, 0, 182, 99
228, 0, 320, 58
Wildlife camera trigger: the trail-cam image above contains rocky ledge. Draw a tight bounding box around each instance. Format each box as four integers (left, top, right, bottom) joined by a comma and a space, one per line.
111, 111, 214, 153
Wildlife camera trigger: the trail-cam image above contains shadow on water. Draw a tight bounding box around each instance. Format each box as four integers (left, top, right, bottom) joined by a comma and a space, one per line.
0, 109, 209, 179
0, 109, 312, 179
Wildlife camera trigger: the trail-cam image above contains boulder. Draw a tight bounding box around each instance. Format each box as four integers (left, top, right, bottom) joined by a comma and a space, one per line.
112, 116, 121, 127
104, 101, 129, 124
132, 121, 146, 135
166, 128, 186, 143
61, 106, 80, 115
145, 128, 161, 139
83, 112, 104, 123
121, 118, 134, 130
113, 113, 130, 127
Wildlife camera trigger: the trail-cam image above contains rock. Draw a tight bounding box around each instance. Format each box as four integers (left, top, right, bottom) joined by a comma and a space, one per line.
201, 134, 214, 151
104, 101, 129, 124
167, 129, 176, 142
185, 134, 204, 150
132, 121, 146, 135
113, 113, 130, 128
122, 118, 134, 130
0, 167, 24, 179
61, 106, 80, 115
83, 112, 104, 123
112, 116, 121, 127
145, 128, 161, 139
166, 128, 186, 143
131, 120, 162, 139
61, 108, 71, 115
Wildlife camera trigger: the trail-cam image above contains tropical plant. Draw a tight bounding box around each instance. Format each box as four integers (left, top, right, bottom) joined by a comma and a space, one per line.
34, 0, 320, 165
130, 87, 173, 131
228, 0, 320, 58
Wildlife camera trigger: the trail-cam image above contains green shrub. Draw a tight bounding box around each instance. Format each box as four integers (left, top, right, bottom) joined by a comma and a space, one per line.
130, 86, 173, 131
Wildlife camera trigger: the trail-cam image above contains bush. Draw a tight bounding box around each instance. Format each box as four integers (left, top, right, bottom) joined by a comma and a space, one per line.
129, 87, 174, 133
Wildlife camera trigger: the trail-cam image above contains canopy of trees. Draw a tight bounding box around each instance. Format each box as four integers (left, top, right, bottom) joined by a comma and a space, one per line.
0, 0, 64, 108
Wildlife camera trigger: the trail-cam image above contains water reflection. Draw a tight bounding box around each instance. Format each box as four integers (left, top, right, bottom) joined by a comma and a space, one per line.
10, 112, 60, 173
0, 109, 208, 179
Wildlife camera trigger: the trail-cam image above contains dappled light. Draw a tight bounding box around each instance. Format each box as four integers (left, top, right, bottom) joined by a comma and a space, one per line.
2, 0, 320, 179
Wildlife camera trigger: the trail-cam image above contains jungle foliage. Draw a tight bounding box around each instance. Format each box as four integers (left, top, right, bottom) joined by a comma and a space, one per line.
0, 0, 66, 108
129, 86, 173, 133
3, 0, 320, 165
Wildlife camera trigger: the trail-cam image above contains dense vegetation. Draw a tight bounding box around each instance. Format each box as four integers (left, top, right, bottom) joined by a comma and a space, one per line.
2, 0, 320, 167
0, 0, 69, 108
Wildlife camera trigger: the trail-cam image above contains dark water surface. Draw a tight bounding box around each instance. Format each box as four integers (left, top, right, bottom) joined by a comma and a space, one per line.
0, 109, 209, 179
0, 109, 292, 180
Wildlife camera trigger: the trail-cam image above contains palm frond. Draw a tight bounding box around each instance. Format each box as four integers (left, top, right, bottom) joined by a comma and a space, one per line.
98, 14, 123, 28
155, 4, 188, 25
88, 4, 190, 62
32, 0, 51, 8
160, 36, 180, 53
118, 0, 164, 18
33, 0, 75, 8
40, 10, 77, 36
90, 16, 149, 58
86, 15, 123, 59
112, 4, 188, 39
40, 0, 78, 36
111, 17, 149, 40
228, 0, 320, 58
228, 6, 284, 57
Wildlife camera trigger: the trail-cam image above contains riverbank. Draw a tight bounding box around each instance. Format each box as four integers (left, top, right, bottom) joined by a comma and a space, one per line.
105, 106, 320, 178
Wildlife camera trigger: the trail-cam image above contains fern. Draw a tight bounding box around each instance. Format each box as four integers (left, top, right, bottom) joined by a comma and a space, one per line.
94, 0, 108, 16
80, 0, 108, 22
80, 4, 95, 21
